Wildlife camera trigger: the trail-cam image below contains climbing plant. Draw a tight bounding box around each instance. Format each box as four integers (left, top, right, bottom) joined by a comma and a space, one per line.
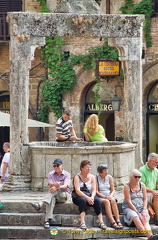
39, 37, 121, 120
120, 0, 154, 47
35, 0, 49, 12
39, 37, 76, 119
70, 38, 121, 117
36, 0, 122, 121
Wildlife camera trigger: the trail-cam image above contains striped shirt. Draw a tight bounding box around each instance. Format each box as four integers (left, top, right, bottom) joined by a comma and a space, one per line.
56, 117, 73, 136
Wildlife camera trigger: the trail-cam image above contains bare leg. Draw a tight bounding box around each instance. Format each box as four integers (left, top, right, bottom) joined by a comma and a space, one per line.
80, 211, 86, 224
133, 217, 152, 238
97, 213, 104, 223
142, 219, 152, 237
39, 201, 45, 207
153, 196, 158, 221
110, 198, 121, 223
103, 199, 115, 223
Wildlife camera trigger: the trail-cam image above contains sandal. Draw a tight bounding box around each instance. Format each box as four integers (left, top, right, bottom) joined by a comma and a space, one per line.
99, 222, 107, 230
111, 221, 119, 229
44, 220, 50, 229
80, 222, 87, 229
31, 202, 41, 212
117, 221, 123, 229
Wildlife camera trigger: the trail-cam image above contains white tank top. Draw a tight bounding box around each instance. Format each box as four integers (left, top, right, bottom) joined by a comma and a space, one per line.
78, 175, 92, 193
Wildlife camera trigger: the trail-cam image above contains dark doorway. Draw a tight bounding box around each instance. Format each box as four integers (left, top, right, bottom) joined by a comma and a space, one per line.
146, 83, 158, 156
84, 82, 115, 140
0, 91, 10, 163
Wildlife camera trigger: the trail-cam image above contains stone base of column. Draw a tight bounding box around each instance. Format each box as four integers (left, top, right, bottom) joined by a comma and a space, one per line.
2, 175, 31, 191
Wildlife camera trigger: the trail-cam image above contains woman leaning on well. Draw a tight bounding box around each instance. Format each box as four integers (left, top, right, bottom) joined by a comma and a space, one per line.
122, 169, 158, 240
83, 114, 108, 142
72, 160, 106, 230
96, 164, 123, 229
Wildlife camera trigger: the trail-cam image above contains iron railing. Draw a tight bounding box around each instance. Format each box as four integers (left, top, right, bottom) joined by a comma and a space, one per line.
0, 12, 9, 41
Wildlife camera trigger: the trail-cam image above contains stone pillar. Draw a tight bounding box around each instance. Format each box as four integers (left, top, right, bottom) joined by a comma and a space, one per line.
3, 36, 45, 191
109, 37, 143, 168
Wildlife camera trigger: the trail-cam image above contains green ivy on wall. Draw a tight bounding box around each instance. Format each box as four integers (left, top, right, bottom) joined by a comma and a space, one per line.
35, 0, 50, 12
36, 0, 122, 121
120, 0, 154, 47
70, 38, 121, 117
39, 37, 76, 119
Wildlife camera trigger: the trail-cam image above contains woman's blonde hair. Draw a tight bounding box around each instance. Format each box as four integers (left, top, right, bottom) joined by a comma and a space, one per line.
84, 114, 99, 136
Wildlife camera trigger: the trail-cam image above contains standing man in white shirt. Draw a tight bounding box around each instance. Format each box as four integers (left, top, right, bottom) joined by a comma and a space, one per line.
1, 142, 10, 182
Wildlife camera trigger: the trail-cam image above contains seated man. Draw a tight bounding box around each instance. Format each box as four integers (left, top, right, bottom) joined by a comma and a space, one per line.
31, 158, 71, 228
139, 152, 158, 225
56, 109, 83, 141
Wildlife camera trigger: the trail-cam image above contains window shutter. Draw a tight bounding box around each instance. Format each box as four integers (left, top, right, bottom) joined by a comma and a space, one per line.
0, 0, 22, 12
10, 0, 22, 11
0, 0, 7, 12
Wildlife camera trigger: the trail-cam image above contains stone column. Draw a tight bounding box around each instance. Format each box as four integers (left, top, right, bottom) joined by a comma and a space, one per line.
3, 36, 45, 191
109, 37, 143, 168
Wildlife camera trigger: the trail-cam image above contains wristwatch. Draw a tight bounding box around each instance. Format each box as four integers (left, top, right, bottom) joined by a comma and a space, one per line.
66, 134, 71, 140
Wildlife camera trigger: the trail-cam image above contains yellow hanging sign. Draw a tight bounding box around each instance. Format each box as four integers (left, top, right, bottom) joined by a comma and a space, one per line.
97, 61, 120, 77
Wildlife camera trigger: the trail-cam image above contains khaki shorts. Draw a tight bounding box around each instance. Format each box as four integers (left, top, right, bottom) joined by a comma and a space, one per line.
147, 191, 158, 205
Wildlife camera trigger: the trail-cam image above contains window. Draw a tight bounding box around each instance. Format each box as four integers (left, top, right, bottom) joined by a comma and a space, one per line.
153, 0, 158, 15
0, 0, 22, 40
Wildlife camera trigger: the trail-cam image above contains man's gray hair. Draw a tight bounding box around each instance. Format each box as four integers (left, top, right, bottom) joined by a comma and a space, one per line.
129, 169, 142, 179
148, 153, 158, 162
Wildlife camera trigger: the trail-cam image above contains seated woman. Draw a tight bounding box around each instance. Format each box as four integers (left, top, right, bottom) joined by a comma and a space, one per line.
83, 114, 108, 142
72, 159, 106, 230
122, 169, 158, 240
96, 164, 123, 229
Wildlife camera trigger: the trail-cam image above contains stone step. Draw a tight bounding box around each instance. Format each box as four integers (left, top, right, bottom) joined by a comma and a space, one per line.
0, 212, 124, 227
0, 225, 155, 239
0, 211, 156, 228
0, 201, 123, 214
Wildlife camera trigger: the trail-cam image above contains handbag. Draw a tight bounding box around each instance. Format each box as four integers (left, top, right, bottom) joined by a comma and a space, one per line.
72, 175, 91, 200
147, 204, 155, 218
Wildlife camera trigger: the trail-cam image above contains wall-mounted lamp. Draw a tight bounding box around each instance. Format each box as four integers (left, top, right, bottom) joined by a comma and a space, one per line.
111, 94, 121, 111
36, 111, 40, 120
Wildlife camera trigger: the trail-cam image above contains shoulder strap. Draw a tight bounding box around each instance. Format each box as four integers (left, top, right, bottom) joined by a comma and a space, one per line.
77, 174, 83, 182
96, 174, 99, 187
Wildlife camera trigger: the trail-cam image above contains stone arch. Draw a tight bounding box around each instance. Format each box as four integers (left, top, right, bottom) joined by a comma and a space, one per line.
7, 12, 144, 188
143, 62, 158, 106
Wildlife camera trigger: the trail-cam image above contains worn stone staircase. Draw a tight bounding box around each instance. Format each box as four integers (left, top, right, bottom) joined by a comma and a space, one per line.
0, 191, 157, 239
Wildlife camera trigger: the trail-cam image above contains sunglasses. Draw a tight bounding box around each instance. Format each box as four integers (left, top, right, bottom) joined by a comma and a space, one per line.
152, 160, 158, 164
134, 176, 141, 179
53, 164, 60, 168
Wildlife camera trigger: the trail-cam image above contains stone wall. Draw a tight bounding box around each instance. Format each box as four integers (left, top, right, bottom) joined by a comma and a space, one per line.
6, 11, 143, 193
30, 141, 137, 191
24, 0, 41, 12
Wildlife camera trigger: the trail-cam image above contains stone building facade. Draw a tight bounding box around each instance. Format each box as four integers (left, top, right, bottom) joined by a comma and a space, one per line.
0, 0, 158, 164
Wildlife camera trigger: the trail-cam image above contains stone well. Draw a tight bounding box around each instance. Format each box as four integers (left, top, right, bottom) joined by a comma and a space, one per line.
29, 141, 137, 191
